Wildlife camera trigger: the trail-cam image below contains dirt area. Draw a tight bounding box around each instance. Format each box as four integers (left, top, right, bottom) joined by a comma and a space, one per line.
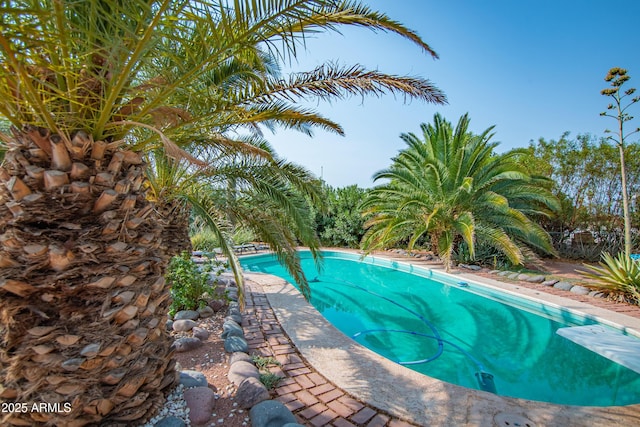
533, 258, 596, 280
171, 311, 252, 427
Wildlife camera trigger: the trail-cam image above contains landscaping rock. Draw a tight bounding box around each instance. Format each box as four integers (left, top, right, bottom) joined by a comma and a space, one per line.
173, 319, 198, 332
250, 400, 297, 427
229, 301, 240, 310
219, 275, 237, 287
541, 279, 559, 286
154, 415, 187, 427
554, 281, 574, 291
172, 337, 203, 353
282, 424, 305, 427
229, 351, 253, 365
489, 270, 501, 275
222, 320, 244, 339
228, 360, 260, 386
174, 310, 200, 321
165, 319, 174, 331
236, 376, 270, 409
208, 299, 227, 312
197, 306, 214, 318
179, 370, 208, 388
525, 275, 546, 283
228, 306, 242, 316
225, 314, 243, 325
184, 386, 216, 425
497, 271, 511, 277
224, 335, 249, 353
508, 272, 521, 280
226, 288, 239, 300
570, 285, 591, 295
192, 326, 210, 341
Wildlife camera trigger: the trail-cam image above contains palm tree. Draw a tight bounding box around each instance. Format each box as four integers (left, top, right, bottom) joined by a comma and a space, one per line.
0, 1, 446, 424
361, 113, 559, 271
146, 136, 323, 301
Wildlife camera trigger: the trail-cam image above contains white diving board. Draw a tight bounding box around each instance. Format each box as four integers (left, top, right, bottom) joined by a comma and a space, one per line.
557, 325, 640, 375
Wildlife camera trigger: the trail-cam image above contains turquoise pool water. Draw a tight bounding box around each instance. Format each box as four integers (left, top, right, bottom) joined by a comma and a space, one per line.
241, 250, 640, 406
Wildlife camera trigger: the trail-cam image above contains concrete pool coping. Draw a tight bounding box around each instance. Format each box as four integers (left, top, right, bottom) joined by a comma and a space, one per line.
244, 250, 640, 426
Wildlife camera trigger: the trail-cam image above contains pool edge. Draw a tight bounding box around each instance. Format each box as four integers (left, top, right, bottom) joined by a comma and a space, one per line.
245, 250, 640, 427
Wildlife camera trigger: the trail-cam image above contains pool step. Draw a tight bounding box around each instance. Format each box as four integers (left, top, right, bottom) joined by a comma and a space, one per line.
556, 325, 640, 374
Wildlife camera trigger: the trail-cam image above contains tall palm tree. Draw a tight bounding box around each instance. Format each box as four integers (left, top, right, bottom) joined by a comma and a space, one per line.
362, 113, 559, 271
0, 1, 445, 424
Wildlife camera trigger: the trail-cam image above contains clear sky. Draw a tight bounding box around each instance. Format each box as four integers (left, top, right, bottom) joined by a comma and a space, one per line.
266, 0, 640, 188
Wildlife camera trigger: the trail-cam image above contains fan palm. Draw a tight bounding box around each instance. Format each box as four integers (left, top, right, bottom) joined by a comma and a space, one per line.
362, 113, 559, 271
0, 1, 446, 424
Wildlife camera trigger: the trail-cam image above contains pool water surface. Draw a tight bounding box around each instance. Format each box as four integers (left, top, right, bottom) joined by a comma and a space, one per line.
241, 251, 640, 406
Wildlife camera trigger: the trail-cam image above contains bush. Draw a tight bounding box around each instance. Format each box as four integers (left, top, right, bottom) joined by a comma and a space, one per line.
166, 251, 225, 316
191, 229, 220, 251
259, 372, 283, 390
581, 252, 640, 304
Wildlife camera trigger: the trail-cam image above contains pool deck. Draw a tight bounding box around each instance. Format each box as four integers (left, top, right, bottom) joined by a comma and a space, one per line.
242, 250, 640, 427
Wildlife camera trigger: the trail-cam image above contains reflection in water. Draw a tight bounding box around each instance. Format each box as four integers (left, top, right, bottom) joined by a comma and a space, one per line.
242, 252, 640, 406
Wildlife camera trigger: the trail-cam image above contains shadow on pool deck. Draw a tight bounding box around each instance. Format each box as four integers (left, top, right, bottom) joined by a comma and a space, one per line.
244, 251, 640, 427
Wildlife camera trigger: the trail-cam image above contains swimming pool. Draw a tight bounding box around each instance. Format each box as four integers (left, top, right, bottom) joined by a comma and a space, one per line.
241, 250, 640, 406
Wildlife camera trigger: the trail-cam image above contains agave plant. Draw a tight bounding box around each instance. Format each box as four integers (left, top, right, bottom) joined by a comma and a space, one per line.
581, 252, 640, 304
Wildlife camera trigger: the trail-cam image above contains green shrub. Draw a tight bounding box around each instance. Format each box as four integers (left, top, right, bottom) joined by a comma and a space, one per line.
191, 229, 220, 251
166, 251, 225, 316
581, 252, 640, 304
259, 372, 283, 390
251, 354, 281, 371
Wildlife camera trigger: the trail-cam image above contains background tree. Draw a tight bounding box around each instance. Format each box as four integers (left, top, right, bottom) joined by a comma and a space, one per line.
512, 133, 640, 258
314, 184, 369, 247
601, 67, 640, 256
361, 113, 559, 271
0, 1, 446, 425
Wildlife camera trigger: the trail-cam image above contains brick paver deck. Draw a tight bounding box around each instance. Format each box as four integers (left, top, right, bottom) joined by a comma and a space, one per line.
243, 281, 420, 427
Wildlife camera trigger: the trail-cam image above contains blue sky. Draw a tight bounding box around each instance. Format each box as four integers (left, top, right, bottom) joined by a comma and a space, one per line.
266, 0, 640, 188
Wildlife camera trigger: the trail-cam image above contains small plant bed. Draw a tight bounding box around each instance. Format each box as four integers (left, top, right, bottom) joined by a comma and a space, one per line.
252, 354, 283, 390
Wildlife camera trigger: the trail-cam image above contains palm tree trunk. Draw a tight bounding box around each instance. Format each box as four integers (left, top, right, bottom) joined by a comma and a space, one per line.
0, 126, 177, 426
158, 199, 193, 257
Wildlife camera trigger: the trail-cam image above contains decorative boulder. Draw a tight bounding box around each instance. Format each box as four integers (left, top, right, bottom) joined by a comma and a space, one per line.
250, 400, 297, 427
197, 306, 214, 318
236, 377, 270, 409
225, 314, 243, 325
184, 386, 217, 425
208, 299, 227, 312
525, 275, 546, 283
192, 327, 210, 341
554, 281, 574, 291
172, 337, 203, 353
221, 320, 244, 339
224, 336, 249, 353
570, 285, 591, 295
174, 310, 200, 320
229, 352, 253, 365
541, 279, 559, 286
179, 370, 208, 388
173, 319, 197, 332
228, 360, 260, 386
154, 416, 187, 427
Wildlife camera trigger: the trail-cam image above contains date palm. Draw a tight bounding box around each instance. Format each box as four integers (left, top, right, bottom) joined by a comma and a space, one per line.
146, 136, 323, 301
0, 1, 445, 425
362, 113, 559, 271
